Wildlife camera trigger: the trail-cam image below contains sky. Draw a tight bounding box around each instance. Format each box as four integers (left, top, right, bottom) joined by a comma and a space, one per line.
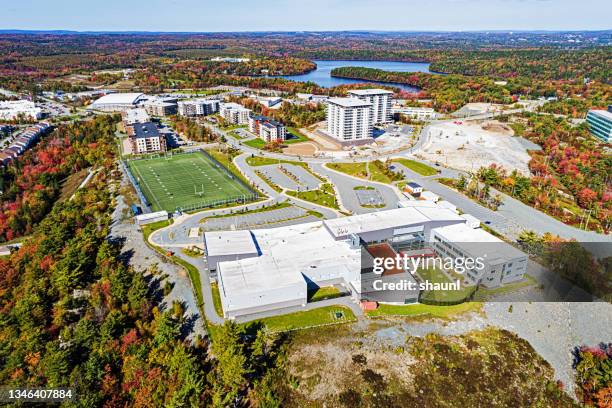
2, 0, 611, 32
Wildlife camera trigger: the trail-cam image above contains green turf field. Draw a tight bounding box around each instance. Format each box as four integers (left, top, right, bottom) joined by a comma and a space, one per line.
127, 151, 255, 212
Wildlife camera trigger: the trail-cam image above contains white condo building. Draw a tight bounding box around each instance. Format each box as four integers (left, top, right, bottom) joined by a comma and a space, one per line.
219, 102, 251, 125
348, 89, 393, 124
177, 99, 219, 117
326, 98, 373, 141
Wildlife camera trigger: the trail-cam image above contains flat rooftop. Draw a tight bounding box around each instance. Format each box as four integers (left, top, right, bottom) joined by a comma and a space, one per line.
589, 109, 612, 121
131, 122, 161, 138
324, 207, 431, 238
327, 97, 372, 108
93, 92, 144, 105
348, 89, 394, 96
204, 230, 258, 257
431, 223, 526, 262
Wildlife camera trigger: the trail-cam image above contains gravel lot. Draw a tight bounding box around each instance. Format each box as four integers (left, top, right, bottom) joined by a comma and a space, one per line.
110, 184, 206, 340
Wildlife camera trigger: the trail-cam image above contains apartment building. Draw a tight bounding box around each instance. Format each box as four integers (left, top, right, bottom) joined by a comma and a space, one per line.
392, 106, 437, 120
348, 89, 393, 124
248, 115, 286, 142
144, 99, 178, 116
219, 102, 251, 125
177, 99, 220, 117
128, 122, 166, 154
326, 98, 373, 141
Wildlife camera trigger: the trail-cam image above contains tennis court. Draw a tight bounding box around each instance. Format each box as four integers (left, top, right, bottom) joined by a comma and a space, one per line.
127, 151, 255, 212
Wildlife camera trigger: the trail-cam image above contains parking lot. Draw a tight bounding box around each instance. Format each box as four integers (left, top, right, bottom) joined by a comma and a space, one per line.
355, 188, 385, 207
201, 205, 318, 231
258, 163, 322, 191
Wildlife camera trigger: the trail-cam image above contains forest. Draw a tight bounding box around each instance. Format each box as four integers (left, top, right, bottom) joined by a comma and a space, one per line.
0, 115, 287, 406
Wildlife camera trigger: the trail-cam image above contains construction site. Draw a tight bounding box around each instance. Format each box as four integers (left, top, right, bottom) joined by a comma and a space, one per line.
417, 120, 533, 175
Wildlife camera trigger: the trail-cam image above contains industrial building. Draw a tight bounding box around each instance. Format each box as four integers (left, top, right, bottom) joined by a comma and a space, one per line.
219, 102, 251, 125
177, 99, 220, 117
127, 122, 167, 154
586, 108, 612, 143
91, 93, 146, 112
326, 97, 373, 142
0, 100, 42, 121
348, 89, 393, 124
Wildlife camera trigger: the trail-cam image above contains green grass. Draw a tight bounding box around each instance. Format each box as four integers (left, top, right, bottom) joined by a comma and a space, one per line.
255, 305, 356, 332
366, 302, 482, 319
327, 162, 368, 178
286, 183, 339, 210
227, 130, 245, 140
210, 282, 224, 317
416, 267, 475, 303
392, 158, 438, 176
354, 185, 375, 190
244, 138, 266, 149
327, 162, 398, 184
127, 151, 254, 212
285, 127, 310, 144
307, 286, 341, 302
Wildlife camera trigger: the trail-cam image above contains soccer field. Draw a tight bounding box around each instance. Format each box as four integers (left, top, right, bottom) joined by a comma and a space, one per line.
127, 151, 255, 212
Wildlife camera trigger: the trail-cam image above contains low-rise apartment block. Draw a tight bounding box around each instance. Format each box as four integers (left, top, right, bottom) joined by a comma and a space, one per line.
177, 99, 220, 117
127, 122, 166, 154
219, 102, 251, 125
248, 115, 287, 142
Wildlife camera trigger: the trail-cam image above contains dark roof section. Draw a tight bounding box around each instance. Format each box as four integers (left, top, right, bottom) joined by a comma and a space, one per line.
131, 122, 161, 138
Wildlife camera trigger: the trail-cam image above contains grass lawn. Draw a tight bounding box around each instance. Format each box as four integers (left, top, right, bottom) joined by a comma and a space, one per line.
417, 267, 475, 303
210, 282, 224, 317
354, 185, 375, 190
255, 305, 356, 332
285, 127, 310, 144
327, 162, 368, 179
327, 162, 398, 184
127, 151, 255, 212
392, 158, 438, 176
227, 130, 245, 140
307, 286, 341, 302
366, 302, 482, 319
286, 183, 339, 210
244, 138, 266, 149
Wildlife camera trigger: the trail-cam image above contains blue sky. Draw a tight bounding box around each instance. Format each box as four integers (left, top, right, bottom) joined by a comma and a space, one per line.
3, 0, 611, 32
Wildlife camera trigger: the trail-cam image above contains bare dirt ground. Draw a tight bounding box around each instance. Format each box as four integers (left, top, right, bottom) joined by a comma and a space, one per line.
283, 141, 319, 156
419, 120, 532, 175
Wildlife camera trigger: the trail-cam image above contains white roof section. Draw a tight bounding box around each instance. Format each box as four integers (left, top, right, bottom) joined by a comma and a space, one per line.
135, 210, 168, 222
348, 89, 394, 96
327, 97, 372, 108
460, 213, 481, 227
92, 93, 144, 105
431, 223, 526, 262
413, 206, 464, 222
204, 230, 258, 257
420, 191, 440, 201
217, 221, 360, 312
589, 109, 612, 120
324, 207, 430, 238
437, 200, 458, 212
398, 200, 439, 208
124, 108, 150, 124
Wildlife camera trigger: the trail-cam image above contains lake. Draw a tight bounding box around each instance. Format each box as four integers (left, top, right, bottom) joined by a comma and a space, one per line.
280, 60, 431, 91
